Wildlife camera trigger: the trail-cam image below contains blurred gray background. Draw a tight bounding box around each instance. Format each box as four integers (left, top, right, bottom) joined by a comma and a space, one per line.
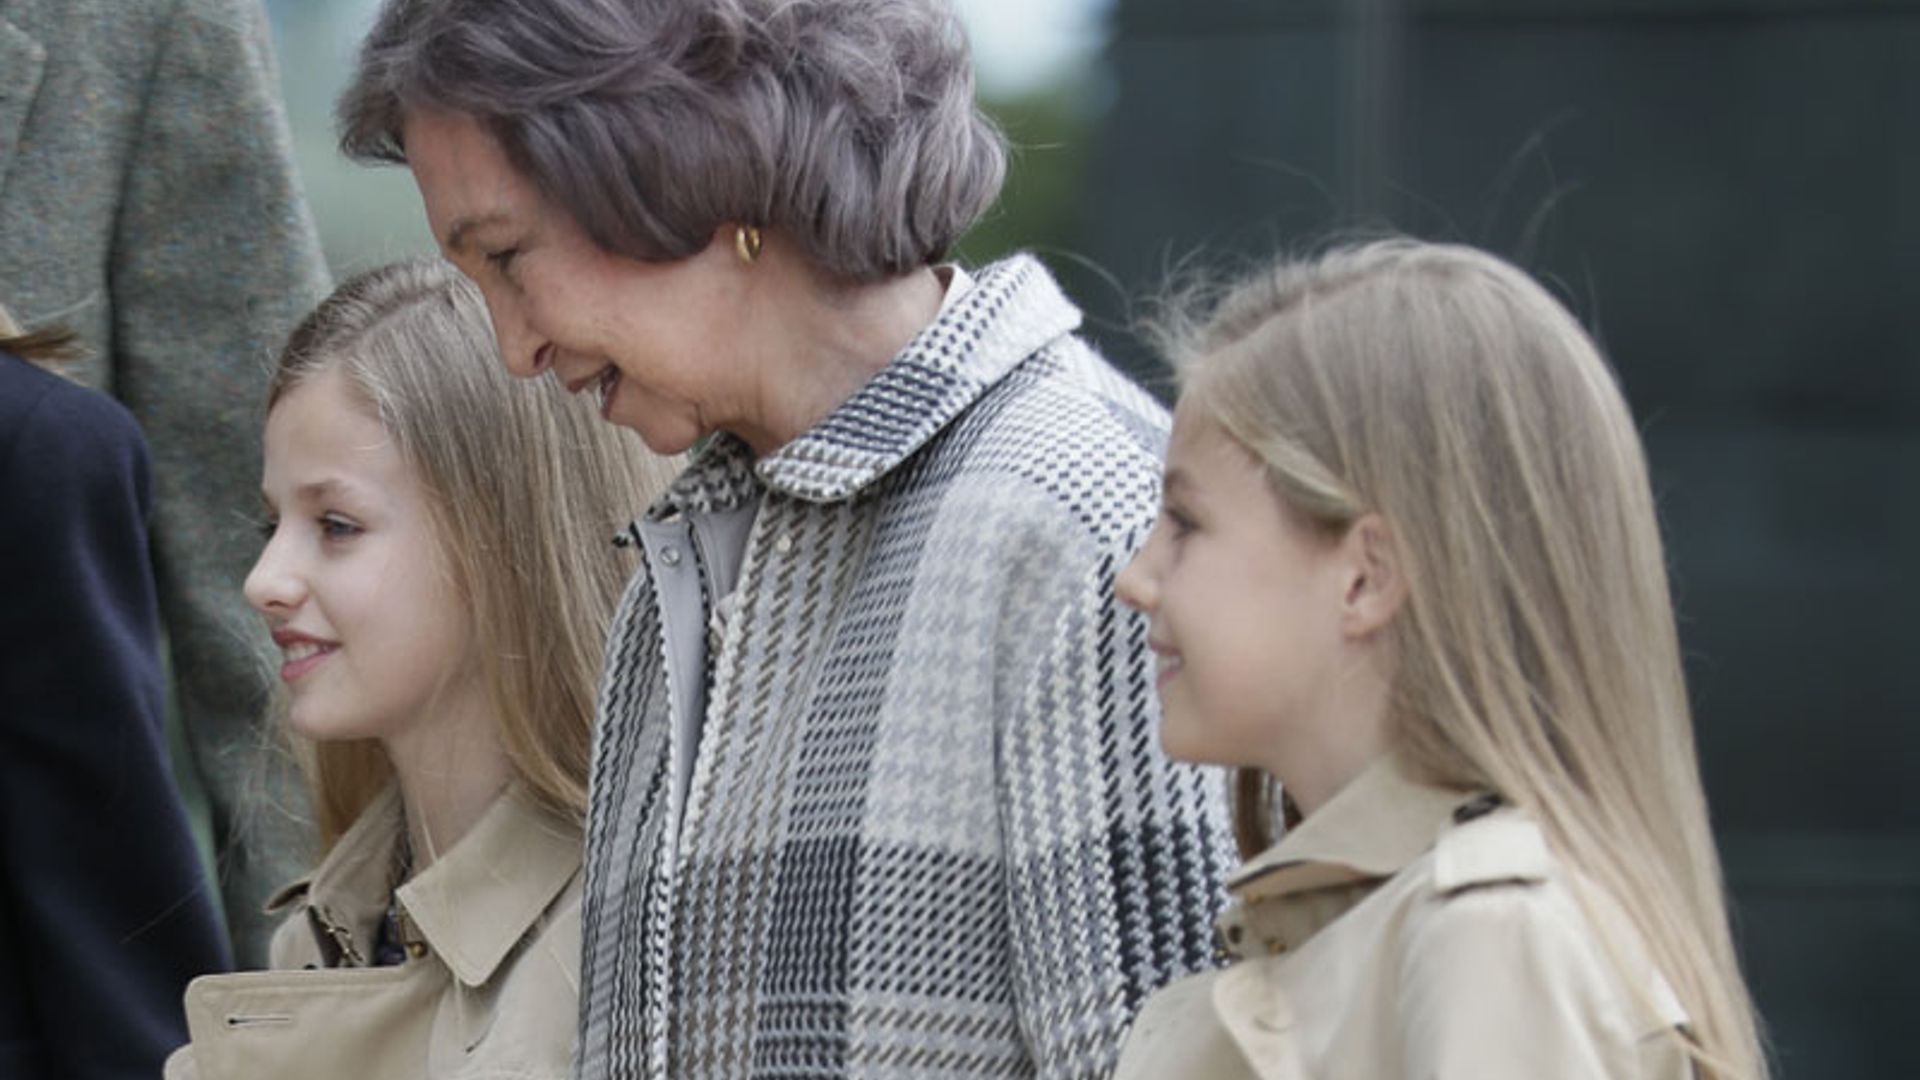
263, 0, 1917, 1074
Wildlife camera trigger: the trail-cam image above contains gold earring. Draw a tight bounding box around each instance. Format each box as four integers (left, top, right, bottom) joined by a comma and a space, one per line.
734, 225, 763, 264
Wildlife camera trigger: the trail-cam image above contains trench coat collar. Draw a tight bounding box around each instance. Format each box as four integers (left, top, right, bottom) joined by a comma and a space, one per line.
265, 786, 406, 966
398, 786, 581, 989
648, 256, 1076, 516
267, 784, 582, 988
1218, 756, 1469, 956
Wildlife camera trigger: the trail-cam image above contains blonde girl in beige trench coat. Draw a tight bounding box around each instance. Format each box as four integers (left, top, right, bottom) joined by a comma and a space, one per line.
163, 259, 677, 1080
1113, 240, 1769, 1080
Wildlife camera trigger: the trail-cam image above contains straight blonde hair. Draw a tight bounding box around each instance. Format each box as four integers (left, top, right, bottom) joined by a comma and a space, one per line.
1163, 239, 1766, 1080
268, 258, 678, 846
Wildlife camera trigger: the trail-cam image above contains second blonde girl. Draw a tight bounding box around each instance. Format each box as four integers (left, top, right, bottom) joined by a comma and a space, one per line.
1115, 239, 1766, 1080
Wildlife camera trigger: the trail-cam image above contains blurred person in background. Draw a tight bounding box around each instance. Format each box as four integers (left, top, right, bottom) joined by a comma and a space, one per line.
337, 0, 1235, 1077
0, 0, 333, 964
0, 308, 232, 1079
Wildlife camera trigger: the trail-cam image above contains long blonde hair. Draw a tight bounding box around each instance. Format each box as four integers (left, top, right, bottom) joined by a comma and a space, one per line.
268, 257, 678, 846
1164, 239, 1765, 1080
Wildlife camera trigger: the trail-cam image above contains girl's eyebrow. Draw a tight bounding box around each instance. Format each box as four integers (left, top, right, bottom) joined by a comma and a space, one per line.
296, 478, 346, 502
289, 477, 374, 506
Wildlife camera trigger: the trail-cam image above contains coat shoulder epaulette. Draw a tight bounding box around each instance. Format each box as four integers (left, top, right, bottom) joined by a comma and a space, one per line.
1431, 797, 1553, 896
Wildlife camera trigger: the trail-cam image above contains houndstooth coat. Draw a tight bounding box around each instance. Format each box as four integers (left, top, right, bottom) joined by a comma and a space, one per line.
577, 255, 1235, 1080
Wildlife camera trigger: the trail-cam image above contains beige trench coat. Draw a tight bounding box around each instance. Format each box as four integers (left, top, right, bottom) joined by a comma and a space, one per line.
1113, 757, 1693, 1080
163, 785, 583, 1080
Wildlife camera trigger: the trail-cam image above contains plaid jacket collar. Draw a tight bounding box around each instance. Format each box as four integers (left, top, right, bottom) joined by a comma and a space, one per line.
647, 254, 1080, 518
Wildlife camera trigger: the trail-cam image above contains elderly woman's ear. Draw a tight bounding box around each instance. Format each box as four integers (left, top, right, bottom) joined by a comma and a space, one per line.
731, 225, 764, 264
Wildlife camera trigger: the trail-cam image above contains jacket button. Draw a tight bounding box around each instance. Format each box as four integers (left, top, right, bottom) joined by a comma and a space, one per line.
660, 546, 682, 568
775, 534, 794, 555
1453, 793, 1504, 824
406, 941, 428, 960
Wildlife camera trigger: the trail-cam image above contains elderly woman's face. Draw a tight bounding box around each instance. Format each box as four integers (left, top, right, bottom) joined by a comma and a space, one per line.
403, 109, 749, 455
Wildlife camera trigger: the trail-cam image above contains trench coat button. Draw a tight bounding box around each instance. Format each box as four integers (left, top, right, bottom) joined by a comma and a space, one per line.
660, 546, 682, 568
406, 941, 428, 960
1452, 792, 1504, 824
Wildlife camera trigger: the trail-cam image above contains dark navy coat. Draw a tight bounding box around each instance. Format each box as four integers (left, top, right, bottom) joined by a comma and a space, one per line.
0, 351, 230, 1078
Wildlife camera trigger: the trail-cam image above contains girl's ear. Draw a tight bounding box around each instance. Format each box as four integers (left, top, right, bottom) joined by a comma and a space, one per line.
1338, 513, 1407, 640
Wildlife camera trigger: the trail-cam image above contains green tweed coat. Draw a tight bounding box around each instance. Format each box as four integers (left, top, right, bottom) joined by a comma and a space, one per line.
0, 0, 330, 965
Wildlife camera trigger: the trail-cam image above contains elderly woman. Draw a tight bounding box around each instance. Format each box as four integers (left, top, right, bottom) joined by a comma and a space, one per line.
339, 1, 1232, 1078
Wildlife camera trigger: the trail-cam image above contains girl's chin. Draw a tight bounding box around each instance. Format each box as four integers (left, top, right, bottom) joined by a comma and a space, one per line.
1156, 714, 1266, 773
284, 709, 385, 745
1154, 717, 1214, 768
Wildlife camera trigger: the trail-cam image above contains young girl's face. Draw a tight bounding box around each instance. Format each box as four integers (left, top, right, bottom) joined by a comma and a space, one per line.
244, 367, 484, 746
1117, 400, 1392, 812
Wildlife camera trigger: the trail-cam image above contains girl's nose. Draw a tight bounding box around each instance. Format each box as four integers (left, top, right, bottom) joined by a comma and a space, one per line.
1115, 533, 1160, 613
243, 536, 304, 615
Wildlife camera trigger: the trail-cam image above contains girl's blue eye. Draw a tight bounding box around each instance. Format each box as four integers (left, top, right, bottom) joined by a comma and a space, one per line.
256, 516, 278, 541
320, 514, 363, 540
1164, 506, 1197, 538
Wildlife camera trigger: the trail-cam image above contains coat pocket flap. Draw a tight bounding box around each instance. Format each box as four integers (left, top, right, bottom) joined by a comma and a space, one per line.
179, 968, 439, 1080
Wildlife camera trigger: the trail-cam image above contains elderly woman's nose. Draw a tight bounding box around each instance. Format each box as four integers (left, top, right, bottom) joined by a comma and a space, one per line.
484, 296, 550, 378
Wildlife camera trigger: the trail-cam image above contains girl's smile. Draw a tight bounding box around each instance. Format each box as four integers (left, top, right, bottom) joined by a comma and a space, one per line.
1149, 643, 1183, 689
270, 628, 338, 682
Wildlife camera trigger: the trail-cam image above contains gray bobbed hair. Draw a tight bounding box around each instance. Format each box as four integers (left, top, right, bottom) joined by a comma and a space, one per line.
339, 0, 1007, 283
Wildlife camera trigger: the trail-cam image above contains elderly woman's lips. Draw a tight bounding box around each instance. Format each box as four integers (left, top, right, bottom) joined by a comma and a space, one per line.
563, 365, 605, 394
596, 368, 621, 419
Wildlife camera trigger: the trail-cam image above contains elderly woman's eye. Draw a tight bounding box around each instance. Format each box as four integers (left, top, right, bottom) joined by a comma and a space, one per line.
486, 247, 521, 274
